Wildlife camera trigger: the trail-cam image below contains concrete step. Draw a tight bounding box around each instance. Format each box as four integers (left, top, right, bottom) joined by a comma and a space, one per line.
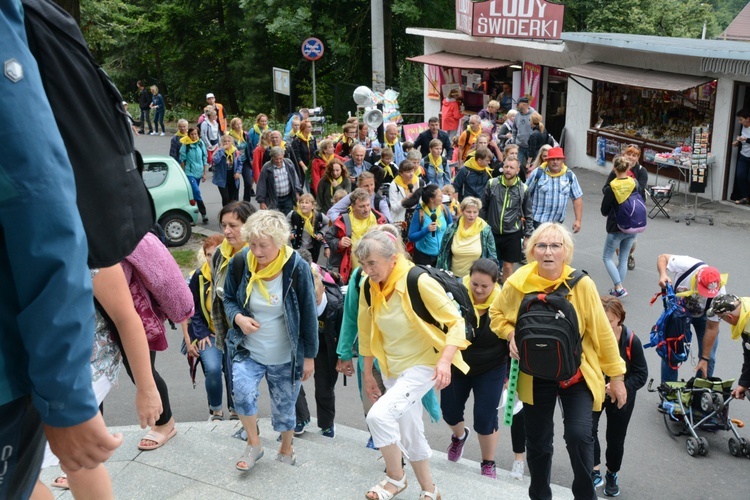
39, 419, 573, 499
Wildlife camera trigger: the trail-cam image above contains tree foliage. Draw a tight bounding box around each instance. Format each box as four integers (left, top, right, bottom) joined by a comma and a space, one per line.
77, 0, 750, 121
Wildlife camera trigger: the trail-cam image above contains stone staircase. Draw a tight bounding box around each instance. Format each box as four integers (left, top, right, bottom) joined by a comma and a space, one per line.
41, 419, 574, 499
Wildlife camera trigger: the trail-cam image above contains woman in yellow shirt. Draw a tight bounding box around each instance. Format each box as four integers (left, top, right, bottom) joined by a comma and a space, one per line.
436, 197, 497, 278
488, 222, 627, 500
357, 229, 469, 500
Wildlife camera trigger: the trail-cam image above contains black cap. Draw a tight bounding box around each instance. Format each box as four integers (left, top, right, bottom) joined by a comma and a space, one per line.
518, 97, 529, 104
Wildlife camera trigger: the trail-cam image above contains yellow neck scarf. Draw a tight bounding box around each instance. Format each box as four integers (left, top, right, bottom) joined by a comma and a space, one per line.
429, 154, 444, 174
379, 161, 395, 179
180, 135, 199, 145
457, 216, 487, 240
731, 297, 750, 340
320, 152, 333, 164
175, 131, 187, 138
421, 203, 444, 230
278, 140, 287, 149
218, 239, 240, 273
369, 254, 412, 315
464, 157, 493, 177
462, 274, 501, 327
224, 145, 237, 164
199, 262, 215, 331
449, 199, 460, 218
385, 137, 398, 148
466, 126, 480, 143
543, 163, 568, 178
394, 175, 415, 191
350, 211, 377, 240
297, 131, 311, 145
329, 176, 343, 196
229, 129, 246, 144
244, 245, 293, 306
507, 262, 576, 294
253, 124, 266, 135
295, 208, 316, 237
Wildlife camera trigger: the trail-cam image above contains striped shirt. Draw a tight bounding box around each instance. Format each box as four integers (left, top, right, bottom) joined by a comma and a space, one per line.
527, 167, 583, 223
273, 164, 291, 197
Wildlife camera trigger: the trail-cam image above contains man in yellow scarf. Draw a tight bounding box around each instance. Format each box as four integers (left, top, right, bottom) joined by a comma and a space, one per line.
453, 147, 494, 201
458, 115, 482, 163
526, 147, 584, 233
706, 294, 750, 400
326, 188, 385, 284
169, 119, 189, 163
384, 124, 405, 165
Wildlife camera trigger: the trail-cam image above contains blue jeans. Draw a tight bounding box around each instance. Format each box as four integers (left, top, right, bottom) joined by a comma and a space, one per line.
187, 175, 204, 202
153, 108, 165, 133
518, 146, 531, 170
233, 356, 300, 432
661, 315, 718, 383
602, 232, 636, 288
441, 364, 506, 435
0, 396, 45, 499
199, 340, 234, 412
735, 153, 750, 199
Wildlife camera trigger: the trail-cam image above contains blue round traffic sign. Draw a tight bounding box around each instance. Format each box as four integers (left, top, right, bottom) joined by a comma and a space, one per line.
302, 37, 324, 61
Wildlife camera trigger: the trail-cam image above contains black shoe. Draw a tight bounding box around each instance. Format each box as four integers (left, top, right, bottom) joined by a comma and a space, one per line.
604, 471, 620, 497
202, 216, 209, 224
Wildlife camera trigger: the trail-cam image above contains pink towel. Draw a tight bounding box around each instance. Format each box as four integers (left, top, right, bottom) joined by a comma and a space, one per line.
122, 232, 194, 351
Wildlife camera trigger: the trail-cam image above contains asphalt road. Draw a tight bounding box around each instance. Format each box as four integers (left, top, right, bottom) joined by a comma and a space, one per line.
109, 133, 750, 499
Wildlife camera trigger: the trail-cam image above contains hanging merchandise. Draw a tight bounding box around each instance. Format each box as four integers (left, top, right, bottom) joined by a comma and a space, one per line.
597, 136, 607, 166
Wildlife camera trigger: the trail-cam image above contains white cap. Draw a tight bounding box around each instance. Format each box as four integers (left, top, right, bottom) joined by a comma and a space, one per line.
206, 93, 215, 99
121, 101, 127, 106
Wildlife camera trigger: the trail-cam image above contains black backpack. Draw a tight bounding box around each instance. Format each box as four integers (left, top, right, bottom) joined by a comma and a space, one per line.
514, 270, 587, 381
23, 0, 154, 268
364, 265, 476, 341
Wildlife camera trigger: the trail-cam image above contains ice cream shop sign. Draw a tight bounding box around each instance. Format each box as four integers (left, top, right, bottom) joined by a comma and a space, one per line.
456, 0, 565, 39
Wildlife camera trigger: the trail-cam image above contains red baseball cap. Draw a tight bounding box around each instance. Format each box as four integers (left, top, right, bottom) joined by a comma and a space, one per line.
696, 266, 721, 298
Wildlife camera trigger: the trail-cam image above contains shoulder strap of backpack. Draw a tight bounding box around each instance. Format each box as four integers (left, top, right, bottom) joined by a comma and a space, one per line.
550, 269, 588, 297
626, 328, 634, 362
232, 249, 248, 286
342, 213, 352, 237
674, 261, 705, 290
405, 266, 446, 333
363, 275, 372, 307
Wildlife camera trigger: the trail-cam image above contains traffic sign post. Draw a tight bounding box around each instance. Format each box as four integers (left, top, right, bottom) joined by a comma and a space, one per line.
301, 37, 324, 108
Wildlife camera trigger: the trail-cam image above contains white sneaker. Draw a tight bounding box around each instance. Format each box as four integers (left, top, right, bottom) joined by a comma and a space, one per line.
159, 132, 165, 136
510, 460, 525, 480
149, 132, 157, 135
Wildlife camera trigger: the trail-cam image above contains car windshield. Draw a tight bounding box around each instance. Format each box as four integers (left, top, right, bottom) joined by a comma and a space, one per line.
143, 162, 168, 188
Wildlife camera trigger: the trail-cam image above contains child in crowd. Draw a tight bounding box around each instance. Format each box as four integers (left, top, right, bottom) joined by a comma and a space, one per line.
591, 296, 648, 497
370, 147, 398, 191
442, 184, 461, 220
402, 140, 414, 154
179, 127, 209, 223
422, 139, 451, 188
288, 194, 330, 263
335, 123, 357, 159
332, 188, 348, 206
212, 134, 243, 206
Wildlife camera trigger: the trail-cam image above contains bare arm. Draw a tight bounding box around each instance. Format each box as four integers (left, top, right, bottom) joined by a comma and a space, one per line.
572, 197, 583, 233
93, 266, 161, 428
657, 253, 673, 287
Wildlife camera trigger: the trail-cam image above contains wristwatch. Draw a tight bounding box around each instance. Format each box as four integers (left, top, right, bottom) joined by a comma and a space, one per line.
700, 356, 710, 362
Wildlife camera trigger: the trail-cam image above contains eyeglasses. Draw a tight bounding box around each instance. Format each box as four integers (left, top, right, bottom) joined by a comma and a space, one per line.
534, 242, 564, 251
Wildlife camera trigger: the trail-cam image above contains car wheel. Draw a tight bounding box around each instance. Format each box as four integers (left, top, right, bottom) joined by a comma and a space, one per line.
160, 212, 192, 247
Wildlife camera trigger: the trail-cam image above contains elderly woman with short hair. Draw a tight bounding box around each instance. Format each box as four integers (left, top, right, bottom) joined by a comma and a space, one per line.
222, 210, 318, 472
357, 229, 469, 500
436, 196, 496, 278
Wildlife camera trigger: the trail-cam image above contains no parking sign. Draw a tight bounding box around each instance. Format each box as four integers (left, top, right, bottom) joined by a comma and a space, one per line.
301, 38, 324, 61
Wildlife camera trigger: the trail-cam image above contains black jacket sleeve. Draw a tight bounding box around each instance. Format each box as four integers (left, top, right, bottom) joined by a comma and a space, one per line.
603, 171, 616, 194
739, 333, 750, 389
441, 131, 453, 161
635, 163, 649, 198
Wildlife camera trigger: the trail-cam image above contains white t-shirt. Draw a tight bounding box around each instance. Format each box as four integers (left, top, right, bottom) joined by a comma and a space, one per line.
666, 255, 724, 321
242, 275, 292, 365
741, 125, 750, 158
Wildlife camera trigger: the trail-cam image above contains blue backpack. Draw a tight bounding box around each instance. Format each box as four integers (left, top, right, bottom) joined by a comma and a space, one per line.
645, 283, 692, 369
616, 190, 647, 234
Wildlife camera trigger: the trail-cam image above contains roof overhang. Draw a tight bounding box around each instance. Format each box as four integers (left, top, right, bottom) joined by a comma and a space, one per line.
406, 51, 515, 71
561, 62, 713, 92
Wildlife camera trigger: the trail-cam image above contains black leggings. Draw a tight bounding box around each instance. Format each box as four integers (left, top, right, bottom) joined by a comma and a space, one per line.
121, 350, 172, 426
592, 396, 636, 473
511, 407, 526, 454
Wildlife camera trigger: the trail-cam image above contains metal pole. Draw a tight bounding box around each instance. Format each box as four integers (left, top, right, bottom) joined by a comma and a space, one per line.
312, 60, 317, 108
371, 0, 386, 93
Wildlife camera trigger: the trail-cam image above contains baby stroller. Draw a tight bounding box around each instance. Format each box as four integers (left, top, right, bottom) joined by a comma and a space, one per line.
648, 376, 748, 458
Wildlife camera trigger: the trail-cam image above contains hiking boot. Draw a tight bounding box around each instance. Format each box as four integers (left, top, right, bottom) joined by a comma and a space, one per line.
321, 425, 335, 438
480, 460, 496, 479
510, 460, 525, 480
592, 469, 603, 488
447, 428, 470, 462
294, 421, 307, 435
627, 255, 635, 270
604, 471, 620, 497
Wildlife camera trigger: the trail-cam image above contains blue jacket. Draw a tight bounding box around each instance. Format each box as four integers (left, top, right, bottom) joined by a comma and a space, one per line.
180, 141, 207, 179
151, 93, 165, 111
222, 249, 318, 380
211, 148, 242, 189
408, 205, 453, 257
421, 156, 451, 187
0, 2, 98, 426
453, 166, 492, 201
